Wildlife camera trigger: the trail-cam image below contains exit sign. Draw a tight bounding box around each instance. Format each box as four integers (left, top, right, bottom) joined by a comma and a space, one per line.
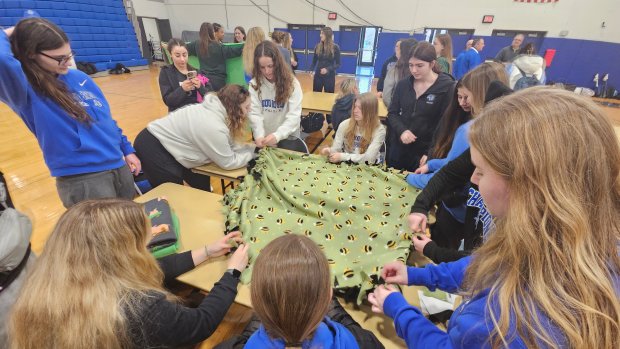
328, 12, 337, 20
482, 15, 494, 23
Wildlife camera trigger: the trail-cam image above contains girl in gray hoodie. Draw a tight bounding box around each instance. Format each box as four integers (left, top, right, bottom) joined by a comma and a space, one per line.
134, 85, 256, 191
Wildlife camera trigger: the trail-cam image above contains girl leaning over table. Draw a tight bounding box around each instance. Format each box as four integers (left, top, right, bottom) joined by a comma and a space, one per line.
134, 85, 256, 191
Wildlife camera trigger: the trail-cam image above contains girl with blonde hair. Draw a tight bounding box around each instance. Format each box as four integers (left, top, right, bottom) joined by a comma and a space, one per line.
370, 87, 620, 348
10, 199, 249, 349
322, 92, 386, 164
218, 234, 382, 348
242, 27, 266, 77
330, 78, 359, 131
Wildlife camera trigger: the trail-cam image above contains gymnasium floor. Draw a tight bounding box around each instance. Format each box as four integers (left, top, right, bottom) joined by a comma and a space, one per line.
1, 66, 619, 347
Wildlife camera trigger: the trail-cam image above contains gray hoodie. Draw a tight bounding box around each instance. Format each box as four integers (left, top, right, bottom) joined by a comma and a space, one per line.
148, 94, 255, 170
249, 77, 302, 142
0, 208, 35, 348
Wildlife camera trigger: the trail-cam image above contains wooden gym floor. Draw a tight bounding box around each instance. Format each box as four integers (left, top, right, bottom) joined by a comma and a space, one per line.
1, 66, 619, 347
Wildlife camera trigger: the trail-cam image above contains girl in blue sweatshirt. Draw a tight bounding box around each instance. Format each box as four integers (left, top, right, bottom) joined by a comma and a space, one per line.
0, 18, 140, 207
369, 87, 620, 348
218, 234, 383, 349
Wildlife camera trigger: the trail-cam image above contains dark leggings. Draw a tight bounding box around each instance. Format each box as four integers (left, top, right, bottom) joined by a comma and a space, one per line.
313, 72, 336, 93
134, 128, 211, 191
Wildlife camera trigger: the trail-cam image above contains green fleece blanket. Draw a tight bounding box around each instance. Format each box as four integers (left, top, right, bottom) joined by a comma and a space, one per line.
222, 148, 420, 303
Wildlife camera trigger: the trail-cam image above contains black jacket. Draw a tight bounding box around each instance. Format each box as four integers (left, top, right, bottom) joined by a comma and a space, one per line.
330, 93, 355, 132
410, 149, 488, 263
376, 55, 397, 92
386, 73, 455, 171
159, 65, 209, 113
310, 45, 341, 74
127, 251, 239, 348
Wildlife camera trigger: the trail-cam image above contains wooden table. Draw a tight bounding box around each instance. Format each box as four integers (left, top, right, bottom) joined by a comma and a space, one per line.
191, 163, 248, 193
302, 91, 388, 118
135, 183, 442, 348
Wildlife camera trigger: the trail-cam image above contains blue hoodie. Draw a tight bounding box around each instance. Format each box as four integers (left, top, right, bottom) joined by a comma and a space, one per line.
245, 317, 360, 349
383, 256, 573, 348
0, 31, 134, 177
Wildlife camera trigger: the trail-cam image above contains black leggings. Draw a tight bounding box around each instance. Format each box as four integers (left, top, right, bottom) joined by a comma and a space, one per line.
313, 72, 336, 93
134, 128, 211, 191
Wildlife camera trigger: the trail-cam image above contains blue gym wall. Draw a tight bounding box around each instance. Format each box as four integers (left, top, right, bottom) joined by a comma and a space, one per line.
372, 32, 619, 91
278, 25, 619, 90
0, 0, 148, 71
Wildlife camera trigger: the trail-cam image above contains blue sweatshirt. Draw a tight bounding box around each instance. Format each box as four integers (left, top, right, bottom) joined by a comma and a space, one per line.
453, 48, 483, 80
406, 120, 471, 189
0, 31, 134, 177
245, 317, 359, 349
383, 256, 570, 348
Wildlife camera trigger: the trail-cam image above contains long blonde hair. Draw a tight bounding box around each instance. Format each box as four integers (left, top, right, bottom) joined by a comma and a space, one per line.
242, 27, 266, 75
344, 92, 380, 154
251, 234, 332, 346
336, 78, 358, 100
466, 87, 620, 348
461, 62, 508, 115
10, 199, 171, 349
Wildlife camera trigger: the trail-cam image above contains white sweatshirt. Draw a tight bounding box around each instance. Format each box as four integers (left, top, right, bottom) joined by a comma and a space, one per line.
330, 119, 386, 163
249, 76, 302, 142
147, 94, 255, 170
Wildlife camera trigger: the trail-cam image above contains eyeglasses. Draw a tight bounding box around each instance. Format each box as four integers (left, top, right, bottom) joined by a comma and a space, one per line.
39, 51, 75, 66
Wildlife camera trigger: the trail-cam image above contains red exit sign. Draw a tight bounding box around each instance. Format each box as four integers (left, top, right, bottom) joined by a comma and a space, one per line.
482, 15, 494, 23
328, 12, 337, 20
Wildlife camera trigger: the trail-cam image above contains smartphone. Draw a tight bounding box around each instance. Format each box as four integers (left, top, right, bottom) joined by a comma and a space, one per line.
187, 70, 197, 79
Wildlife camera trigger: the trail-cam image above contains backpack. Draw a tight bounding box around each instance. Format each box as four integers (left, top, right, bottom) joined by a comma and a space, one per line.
109, 63, 131, 75
514, 67, 540, 90
75, 61, 98, 75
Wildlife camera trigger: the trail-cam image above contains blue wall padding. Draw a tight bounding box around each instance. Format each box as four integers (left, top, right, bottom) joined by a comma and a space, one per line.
339, 55, 357, 74
372, 32, 619, 88
2, 0, 148, 69
338, 30, 361, 52
374, 32, 415, 77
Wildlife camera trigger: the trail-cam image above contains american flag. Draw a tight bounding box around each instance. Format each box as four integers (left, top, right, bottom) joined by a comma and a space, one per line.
514, 0, 558, 2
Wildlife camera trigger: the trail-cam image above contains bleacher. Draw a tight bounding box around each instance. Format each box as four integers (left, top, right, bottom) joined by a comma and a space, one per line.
0, 0, 148, 72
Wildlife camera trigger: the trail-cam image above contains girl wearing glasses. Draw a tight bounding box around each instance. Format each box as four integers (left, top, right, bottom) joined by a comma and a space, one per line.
0, 18, 141, 208
134, 85, 256, 191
